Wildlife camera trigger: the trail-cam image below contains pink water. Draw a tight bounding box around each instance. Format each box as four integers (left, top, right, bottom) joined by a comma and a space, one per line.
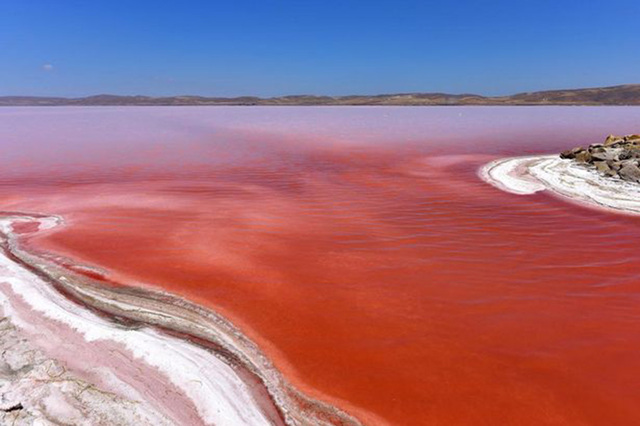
2, 106, 640, 425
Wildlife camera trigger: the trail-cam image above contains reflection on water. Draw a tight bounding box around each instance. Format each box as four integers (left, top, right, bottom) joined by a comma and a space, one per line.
2, 107, 640, 425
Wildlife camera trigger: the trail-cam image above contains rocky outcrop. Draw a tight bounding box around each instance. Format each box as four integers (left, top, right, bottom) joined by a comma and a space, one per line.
560, 134, 640, 182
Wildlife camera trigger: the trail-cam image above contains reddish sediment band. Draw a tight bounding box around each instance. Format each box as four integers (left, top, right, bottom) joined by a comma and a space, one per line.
0, 212, 362, 426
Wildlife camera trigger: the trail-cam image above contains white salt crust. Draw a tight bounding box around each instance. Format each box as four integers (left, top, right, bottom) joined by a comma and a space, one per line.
0, 217, 273, 426
480, 155, 640, 215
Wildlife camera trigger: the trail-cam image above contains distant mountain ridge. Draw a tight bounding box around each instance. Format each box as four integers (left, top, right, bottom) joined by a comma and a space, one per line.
2, 84, 640, 106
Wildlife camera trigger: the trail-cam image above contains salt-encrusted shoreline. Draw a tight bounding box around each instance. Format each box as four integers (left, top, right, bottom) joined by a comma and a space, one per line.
480, 155, 640, 215
0, 212, 363, 425
0, 314, 175, 425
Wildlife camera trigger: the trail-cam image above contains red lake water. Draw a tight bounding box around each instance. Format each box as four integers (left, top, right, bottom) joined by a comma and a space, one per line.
2, 106, 640, 425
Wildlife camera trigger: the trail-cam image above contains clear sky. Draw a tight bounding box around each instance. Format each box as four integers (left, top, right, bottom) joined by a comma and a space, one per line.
1, 0, 639, 97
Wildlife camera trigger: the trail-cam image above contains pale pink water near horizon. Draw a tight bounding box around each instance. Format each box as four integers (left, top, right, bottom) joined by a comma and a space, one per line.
2, 106, 640, 425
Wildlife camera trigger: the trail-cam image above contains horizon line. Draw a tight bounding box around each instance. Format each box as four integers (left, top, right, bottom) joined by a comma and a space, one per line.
2, 83, 640, 100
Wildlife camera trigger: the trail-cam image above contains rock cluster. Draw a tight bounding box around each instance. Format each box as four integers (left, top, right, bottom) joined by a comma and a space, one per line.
560, 134, 640, 182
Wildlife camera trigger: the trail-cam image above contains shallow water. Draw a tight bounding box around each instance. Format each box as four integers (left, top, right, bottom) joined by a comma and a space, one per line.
2, 106, 640, 425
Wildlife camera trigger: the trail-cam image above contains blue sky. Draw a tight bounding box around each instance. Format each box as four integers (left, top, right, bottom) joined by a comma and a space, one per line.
1, 0, 639, 97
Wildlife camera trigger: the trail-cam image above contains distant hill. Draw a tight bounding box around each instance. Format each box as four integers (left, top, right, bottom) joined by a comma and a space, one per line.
2, 84, 640, 106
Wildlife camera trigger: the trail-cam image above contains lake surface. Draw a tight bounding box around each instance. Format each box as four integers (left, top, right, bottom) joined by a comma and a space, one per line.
2, 106, 640, 425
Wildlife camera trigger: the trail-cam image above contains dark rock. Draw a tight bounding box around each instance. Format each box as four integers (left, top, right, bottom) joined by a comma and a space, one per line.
618, 163, 640, 182
591, 148, 621, 162
595, 161, 616, 177
1, 403, 23, 413
560, 150, 575, 159
560, 146, 585, 159
604, 135, 621, 146
604, 134, 624, 146
624, 147, 640, 158
575, 151, 592, 163
609, 161, 622, 171
619, 150, 632, 161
